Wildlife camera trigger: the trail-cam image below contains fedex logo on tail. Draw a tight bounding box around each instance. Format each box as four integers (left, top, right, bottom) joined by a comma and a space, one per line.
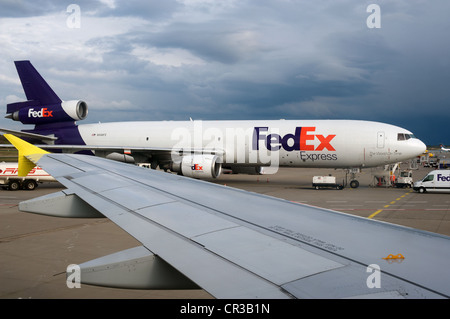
252, 127, 336, 152
28, 108, 53, 118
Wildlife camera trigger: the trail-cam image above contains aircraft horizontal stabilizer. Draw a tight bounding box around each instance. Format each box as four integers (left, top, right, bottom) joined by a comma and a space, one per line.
0, 127, 57, 141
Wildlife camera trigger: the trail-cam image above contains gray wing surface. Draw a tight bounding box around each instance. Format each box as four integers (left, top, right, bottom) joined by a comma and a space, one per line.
20, 153, 450, 299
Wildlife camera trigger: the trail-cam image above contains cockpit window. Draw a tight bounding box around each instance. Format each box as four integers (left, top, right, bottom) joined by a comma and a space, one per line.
398, 133, 415, 141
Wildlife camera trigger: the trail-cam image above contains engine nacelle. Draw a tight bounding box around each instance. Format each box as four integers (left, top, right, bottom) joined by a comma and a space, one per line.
61, 100, 88, 121
172, 155, 222, 179
7, 100, 88, 124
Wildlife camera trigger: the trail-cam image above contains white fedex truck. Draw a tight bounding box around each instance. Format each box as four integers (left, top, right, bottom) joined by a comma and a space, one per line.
0, 162, 55, 190
413, 170, 450, 193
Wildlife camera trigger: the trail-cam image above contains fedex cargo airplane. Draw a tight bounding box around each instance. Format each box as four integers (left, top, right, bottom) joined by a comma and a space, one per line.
1, 61, 426, 187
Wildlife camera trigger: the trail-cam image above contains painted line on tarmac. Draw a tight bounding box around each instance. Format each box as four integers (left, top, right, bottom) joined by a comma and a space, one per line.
368, 190, 413, 219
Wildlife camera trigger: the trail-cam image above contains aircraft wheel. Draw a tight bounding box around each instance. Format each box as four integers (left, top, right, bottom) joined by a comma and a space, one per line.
349, 180, 360, 188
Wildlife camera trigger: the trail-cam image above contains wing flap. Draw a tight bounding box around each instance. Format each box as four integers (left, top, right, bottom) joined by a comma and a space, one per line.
137, 201, 239, 238
100, 185, 176, 211
193, 226, 343, 286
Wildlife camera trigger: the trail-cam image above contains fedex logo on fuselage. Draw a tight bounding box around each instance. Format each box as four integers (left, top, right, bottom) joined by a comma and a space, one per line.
28, 108, 53, 118
252, 127, 336, 152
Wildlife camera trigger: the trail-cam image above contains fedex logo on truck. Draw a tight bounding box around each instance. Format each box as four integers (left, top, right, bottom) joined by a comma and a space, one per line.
28, 108, 53, 118
437, 174, 450, 182
252, 127, 336, 152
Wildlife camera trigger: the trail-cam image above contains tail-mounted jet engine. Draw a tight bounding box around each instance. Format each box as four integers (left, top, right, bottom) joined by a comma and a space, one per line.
6, 100, 88, 125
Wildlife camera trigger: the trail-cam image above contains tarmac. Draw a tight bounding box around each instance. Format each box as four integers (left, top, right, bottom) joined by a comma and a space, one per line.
1, 165, 449, 299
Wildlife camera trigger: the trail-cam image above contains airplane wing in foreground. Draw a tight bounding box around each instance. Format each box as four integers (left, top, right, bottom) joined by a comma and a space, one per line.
4, 134, 450, 299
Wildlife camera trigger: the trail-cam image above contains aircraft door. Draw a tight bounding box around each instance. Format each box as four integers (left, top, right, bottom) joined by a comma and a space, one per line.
377, 131, 385, 148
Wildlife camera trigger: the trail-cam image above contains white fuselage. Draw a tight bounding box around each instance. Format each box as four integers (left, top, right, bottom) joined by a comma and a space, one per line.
77, 119, 426, 169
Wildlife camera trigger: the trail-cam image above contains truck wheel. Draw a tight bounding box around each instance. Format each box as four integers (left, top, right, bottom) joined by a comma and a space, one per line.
418, 187, 426, 193
23, 180, 37, 190
8, 181, 20, 191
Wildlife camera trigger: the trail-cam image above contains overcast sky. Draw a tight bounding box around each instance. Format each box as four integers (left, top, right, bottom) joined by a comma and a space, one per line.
0, 0, 449, 145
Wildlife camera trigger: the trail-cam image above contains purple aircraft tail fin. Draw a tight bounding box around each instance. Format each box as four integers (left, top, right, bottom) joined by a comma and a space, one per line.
14, 60, 61, 105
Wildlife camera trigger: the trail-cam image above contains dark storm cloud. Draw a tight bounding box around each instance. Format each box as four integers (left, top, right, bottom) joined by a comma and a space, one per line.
0, 0, 60, 17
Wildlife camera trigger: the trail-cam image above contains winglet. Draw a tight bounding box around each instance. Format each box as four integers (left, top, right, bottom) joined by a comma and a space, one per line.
4, 134, 49, 176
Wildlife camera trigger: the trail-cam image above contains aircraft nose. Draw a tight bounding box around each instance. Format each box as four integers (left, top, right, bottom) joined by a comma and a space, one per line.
411, 138, 427, 156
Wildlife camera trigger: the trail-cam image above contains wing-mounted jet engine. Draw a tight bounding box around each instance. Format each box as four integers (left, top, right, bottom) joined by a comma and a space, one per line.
169, 154, 222, 179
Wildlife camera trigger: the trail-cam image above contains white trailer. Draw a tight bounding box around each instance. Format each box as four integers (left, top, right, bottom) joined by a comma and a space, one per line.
312, 175, 344, 190
0, 162, 55, 190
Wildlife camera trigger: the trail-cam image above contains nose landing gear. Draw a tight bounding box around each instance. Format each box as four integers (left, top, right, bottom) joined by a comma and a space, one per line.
345, 169, 361, 188
349, 180, 360, 188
